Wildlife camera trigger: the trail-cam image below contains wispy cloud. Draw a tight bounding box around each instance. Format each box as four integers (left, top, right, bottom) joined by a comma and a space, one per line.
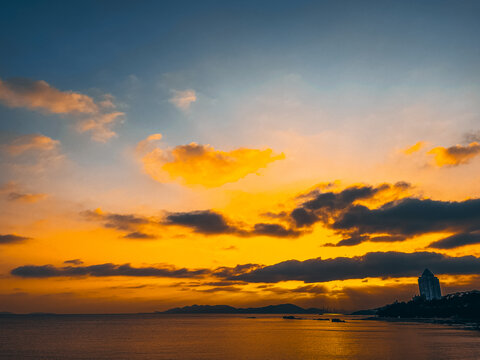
0, 78, 98, 114
3, 134, 59, 156
7, 192, 47, 203
0, 234, 30, 245
1, 134, 65, 174
402, 141, 426, 155
76, 111, 125, 142
81, 208, 156, 240
169, 89, 196, 110
0, 78, 124, 142
1, 181, 48, 203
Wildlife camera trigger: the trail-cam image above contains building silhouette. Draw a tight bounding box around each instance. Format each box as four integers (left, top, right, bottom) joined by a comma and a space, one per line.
418, 269, 442, 300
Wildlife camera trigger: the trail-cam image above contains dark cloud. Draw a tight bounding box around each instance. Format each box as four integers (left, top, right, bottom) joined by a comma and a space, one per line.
429, 142, 480, 167
123, 232, 156, 240
260, 211, 288, 219
165, 210, 300, 238
84, 207, 301, 239
63, 259, 83, 265
6, 192, 47, 202
213, 263, 262, 278
369, 235, 407, 243
290, 208, 318, 227
302, 184, 388, 212
290, 182, 409, 230
463, 131, 480, 144
195, 286, 245, 293
0, 234, 29, 244
103, 214, 149, 231
82, 210, 150, 232
228, 251, 480, 283
164, 210, 235, 234
332, 235, 369, 247
333, 198, 480, 237
202, 281, 245, 287
263, 284, 328, 295
328, 234, 407, 247
11, 263, 209, 278
428, 232, 480, 249
282, 182, 414, 246
252, 223, 301, 238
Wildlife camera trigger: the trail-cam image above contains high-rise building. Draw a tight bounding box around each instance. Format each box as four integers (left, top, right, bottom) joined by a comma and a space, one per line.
418, 269, 442, 300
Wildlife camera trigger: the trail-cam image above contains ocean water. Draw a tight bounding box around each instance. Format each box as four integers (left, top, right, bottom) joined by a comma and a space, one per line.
1, 314, 479, 359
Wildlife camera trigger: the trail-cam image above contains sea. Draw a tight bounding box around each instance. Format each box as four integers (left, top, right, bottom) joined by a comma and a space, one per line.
1, 314, 479, 359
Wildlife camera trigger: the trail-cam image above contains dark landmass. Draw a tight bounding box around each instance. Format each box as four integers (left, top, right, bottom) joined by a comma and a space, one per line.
377, 291, 480, 319
350, 309, 378, 315
0, 312, 59, 316
365, 291, 480, 330
158, 303, 324, 314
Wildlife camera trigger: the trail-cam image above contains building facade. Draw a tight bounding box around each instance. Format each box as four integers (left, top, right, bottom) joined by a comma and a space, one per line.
418, 269, 442, 300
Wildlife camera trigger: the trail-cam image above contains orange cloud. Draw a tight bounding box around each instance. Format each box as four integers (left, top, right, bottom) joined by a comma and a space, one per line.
138, 135, 285, 187
2, 134, 65, 174
136, 133, 163, 153
428, 142, 480, 167
3, 134, 59, 156
0, 182, 47, 203
0, 78, 97, 114
169, 89, 196, 110
7, 192, 47, 203
76, 111, 125, 142
402, 141, 426, 155
0, 78, 124, 142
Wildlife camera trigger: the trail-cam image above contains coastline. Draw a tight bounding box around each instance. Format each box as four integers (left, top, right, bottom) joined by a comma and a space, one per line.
365, 316, 480, 331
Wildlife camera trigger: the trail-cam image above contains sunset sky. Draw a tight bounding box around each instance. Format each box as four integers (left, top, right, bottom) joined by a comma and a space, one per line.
2, 0, 480, 313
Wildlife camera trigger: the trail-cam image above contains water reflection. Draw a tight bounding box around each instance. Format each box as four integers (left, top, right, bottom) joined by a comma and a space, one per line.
1, 314, 479, 359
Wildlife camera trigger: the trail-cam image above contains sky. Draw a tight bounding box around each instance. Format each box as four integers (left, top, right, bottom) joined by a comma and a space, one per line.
1, 0, 480, 313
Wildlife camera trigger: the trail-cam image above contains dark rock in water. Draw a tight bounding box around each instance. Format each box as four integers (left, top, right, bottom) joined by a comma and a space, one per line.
283, 315, 303, 320
331, 318, 346, 322
246, 316, 257, 319
313, 318, 330, 321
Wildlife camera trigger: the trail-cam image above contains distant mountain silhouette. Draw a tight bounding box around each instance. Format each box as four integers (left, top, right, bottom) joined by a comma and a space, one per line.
158, 303, 324, 314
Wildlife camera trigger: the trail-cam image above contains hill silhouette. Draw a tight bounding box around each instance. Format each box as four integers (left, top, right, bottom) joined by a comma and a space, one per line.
377, 291, 480, 319
158, 303, 324, 314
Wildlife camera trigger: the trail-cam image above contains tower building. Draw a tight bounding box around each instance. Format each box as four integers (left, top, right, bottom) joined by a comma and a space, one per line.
418, 269, 442, 300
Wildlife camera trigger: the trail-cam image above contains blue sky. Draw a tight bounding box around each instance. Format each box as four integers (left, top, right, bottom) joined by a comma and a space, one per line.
2, 0, 480, 151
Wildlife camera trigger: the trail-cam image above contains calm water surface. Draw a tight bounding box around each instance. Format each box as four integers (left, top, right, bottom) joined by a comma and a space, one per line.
1, 314, 479, 359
